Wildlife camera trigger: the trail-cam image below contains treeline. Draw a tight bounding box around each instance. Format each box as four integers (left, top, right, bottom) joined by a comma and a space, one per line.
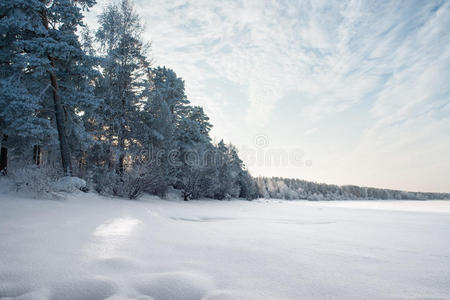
0, 0, 257, 200
256, 177, 450, 200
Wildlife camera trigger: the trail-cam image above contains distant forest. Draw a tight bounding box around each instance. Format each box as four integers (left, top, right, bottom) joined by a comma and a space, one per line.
256, 177, 450, 200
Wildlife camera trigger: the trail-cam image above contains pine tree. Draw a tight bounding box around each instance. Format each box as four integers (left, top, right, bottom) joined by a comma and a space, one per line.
0, 0, 56, 168
0, 0, 97, 175
95, 0, 150, 175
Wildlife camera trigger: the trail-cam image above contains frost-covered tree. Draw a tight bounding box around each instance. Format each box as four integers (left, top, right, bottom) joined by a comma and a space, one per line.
0, 0, 54, 169
139, 67, 185, 185
254, 177, 450, 200
95, 0, 150, 175
0, 0, 97, 175
209, 140, 234, 199
237, 170, 258, 199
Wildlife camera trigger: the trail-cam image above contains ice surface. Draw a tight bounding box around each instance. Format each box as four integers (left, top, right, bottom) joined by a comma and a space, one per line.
1, 193, 450, 299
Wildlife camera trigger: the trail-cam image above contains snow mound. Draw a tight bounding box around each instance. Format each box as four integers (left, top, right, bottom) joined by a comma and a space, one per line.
3, 289, 51, 300
105, 296, 154, 300
49, 278, 118, 300
0, 281, 32, 298
165, 187, 182, 201
93, 257, 138, 272
52, 176, 87, 193
202, 290, 264, 300
134, 272, 214, 300
0, 177, 12, 194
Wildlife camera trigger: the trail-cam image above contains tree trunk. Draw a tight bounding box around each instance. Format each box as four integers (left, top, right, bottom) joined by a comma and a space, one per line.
33, 145, 41, 166
117, 80, 126, 176
118, 153, 125, 176
78, 151, 87, 175
117, 128, 125, 175
40, 7, 72, 176
0, 135, 7, 175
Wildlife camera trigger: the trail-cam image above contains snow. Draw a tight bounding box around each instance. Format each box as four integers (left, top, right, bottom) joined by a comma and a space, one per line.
305, 199, 450, 214
52, 177, 87, 193
1, 194, 450, 299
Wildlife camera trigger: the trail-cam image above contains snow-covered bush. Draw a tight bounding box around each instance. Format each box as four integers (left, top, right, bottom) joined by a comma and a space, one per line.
53, 177, 88, 193
93, 166, 167, 200
91, 169, 118, 196
10, 166, 59, 197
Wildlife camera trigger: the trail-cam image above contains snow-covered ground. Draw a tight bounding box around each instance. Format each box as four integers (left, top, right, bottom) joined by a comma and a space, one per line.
1, 192, 450, 300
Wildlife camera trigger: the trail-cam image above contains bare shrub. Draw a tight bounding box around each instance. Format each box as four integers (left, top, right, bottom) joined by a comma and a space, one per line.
10, 165, 59, 198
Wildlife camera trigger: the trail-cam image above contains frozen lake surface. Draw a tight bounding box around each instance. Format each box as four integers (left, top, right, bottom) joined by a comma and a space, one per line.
1, 193, 450, 299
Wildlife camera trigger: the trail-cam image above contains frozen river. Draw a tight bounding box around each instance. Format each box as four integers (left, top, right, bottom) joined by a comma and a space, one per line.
1, 194, 449, 299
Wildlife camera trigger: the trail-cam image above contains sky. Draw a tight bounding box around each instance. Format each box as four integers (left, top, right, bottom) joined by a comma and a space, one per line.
85, 0, 450, 193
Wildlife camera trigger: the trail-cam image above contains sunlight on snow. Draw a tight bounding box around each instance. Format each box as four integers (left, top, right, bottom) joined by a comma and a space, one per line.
87, 217, 142, 259
93, 217, 142, 237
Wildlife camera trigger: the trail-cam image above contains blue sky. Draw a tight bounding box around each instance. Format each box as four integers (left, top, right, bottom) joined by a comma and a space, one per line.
86, 0, 450, 192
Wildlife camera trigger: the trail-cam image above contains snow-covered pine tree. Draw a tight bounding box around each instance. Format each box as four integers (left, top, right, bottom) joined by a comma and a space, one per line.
61, 30, 101, 175
142, 67, 192, 187
95, 0, 151, 176
140, 67, 183, 176
212, 140, 234, 199
0, 0, 97, 175
174, 106, 214, 200
0, 0, 56, 171
227, 144, 245, 198
237, 170, 258, 199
